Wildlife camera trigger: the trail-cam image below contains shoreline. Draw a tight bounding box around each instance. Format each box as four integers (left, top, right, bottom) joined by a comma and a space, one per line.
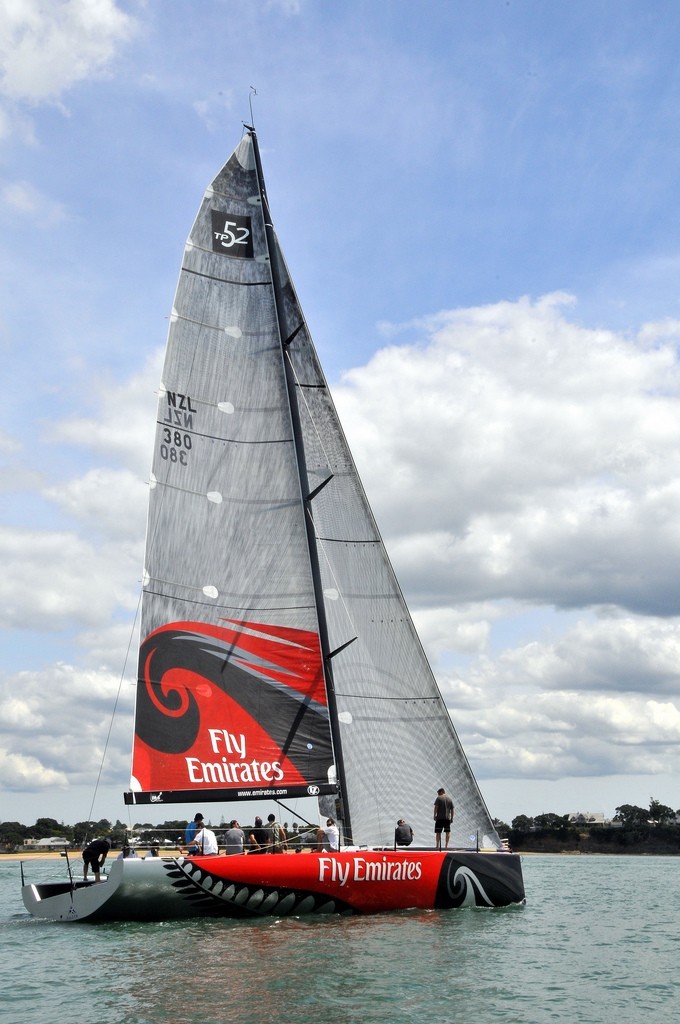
1, 850, 182, 861
3, 848, 678, 862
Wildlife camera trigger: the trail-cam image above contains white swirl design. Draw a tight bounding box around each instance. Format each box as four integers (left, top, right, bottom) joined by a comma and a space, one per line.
449, 865, 495, 907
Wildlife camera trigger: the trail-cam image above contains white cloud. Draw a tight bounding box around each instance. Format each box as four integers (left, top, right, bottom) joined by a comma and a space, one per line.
192, 91, 235, 133
441, 610, 680, 784
44, 467, 147, 541
0, 0, 136, 104
335, 294, 680, 618
412, 604, 494, 658
0, 748, 68, 791
0, 661, 134, 792
0, 179, 67, 222
0, 430, 20, 455
0, 524, 140, 630
50, 348, 162, 475
320, 296, 680, 792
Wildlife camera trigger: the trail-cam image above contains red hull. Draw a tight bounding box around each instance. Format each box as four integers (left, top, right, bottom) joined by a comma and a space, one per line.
178, 849, 525, 915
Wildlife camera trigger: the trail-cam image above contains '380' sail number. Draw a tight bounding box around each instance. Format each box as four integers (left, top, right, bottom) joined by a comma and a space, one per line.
210, 210, 254, 259
160, 427, 192, 466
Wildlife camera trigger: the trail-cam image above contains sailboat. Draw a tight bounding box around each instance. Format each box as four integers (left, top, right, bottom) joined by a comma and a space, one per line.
22, 128, 525, 921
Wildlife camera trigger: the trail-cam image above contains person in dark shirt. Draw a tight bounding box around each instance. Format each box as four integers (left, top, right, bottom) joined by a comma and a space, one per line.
395, 819, 414, 847
433, 788, 455, 850
248, 816, 269, 854
82, 837, 111, 882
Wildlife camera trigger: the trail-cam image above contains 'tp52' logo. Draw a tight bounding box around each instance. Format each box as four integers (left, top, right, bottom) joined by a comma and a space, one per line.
211, 210, 254, 259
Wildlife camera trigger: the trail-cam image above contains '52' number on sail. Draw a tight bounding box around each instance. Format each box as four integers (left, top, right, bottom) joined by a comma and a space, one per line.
160, 428, 192, 466
210, 210, 254, 259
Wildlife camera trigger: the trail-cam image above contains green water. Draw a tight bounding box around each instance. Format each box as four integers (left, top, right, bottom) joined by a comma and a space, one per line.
3, 855, 678, 1023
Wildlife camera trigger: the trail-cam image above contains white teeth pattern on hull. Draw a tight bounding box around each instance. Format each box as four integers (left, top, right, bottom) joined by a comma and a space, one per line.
164, 860, 345, 917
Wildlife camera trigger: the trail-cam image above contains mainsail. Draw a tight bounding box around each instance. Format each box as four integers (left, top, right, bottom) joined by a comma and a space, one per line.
126, 129, 500, 852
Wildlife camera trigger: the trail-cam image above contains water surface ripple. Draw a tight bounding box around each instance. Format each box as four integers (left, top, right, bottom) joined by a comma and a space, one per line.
3, 854, 678, 1023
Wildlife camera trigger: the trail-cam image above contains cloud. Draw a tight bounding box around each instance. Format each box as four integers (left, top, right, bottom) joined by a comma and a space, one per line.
439, 608, 680, 783
0, 430, 21, 455
335, 294, 680, 618
0, 661, 134, 791
50, 347, 162, 476
0, 524, 141, 630
0, 748, 69, 791
455, 685, 680, 783
322, 294, 680, 788
413, 604, 493, 658
192, 91, 236, 133
0, 0, 136, 104
0, 179, 67, 223
44, 467, 148, 541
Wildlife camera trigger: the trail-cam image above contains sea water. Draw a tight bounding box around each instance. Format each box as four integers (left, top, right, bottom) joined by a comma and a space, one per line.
2, 854, 678, 1023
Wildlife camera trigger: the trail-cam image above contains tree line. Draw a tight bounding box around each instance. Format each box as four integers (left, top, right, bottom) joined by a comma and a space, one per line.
0, 815, 309, 851
0, 817, 195, 850
2, 798, 678, 853
493, 798, 680, 854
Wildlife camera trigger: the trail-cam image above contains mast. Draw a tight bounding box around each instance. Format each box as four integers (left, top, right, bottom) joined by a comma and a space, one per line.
246, 126, 353, 843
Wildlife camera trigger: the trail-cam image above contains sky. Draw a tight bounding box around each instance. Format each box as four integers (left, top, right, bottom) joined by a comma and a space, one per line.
2, 0, 680, 831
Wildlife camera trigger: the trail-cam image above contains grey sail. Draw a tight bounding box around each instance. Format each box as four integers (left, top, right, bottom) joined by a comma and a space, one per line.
126, 128, 500, 853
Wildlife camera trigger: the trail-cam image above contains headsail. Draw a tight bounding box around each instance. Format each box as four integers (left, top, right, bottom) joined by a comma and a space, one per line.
126, 129, 500, 853
268, 214, 499, 851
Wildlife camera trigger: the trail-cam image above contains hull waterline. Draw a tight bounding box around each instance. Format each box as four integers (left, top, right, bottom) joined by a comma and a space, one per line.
22, 850, 525, 922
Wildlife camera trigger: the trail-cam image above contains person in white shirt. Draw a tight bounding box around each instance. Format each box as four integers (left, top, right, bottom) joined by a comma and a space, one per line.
317, 817, 340, 851
183, 823, 219, 856
116, 844, 138, 859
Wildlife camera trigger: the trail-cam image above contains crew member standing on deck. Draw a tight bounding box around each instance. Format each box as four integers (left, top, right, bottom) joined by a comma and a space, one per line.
248, 816, 269, 853
224, 820, 245, 855
82, 837, 111, 882
265, 813, 287, 853
433, 788, 454, 850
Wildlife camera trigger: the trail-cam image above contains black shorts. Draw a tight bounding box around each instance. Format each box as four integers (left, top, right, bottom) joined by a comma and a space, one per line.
82, 854, 100, 871
434, 819, 451, 834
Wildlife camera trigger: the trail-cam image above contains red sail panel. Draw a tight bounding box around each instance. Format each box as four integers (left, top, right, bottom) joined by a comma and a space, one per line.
129, 619, 334, 799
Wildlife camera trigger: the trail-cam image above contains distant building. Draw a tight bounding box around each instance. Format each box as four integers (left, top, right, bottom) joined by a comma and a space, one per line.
23, 837, 72, 849
568, 812, 606, 826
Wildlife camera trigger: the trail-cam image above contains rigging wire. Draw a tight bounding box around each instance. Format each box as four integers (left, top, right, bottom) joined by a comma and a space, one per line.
83, 585, 143, 839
